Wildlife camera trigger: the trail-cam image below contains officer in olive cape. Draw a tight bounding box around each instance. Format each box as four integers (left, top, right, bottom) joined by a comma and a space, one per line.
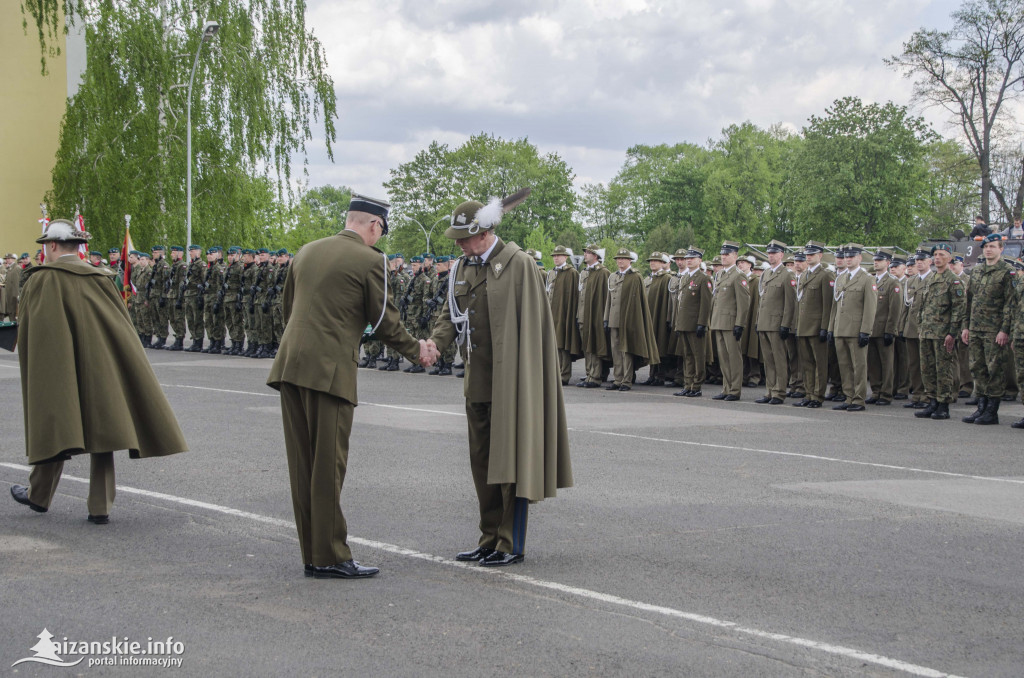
428, 191, 572, 567
268, 195, 431, 579
643, 252, 675, 386
710, 241, 750, 400
754, 240, 796, 404
576, 245, 612, 387
793, 242, 834, 408
604, 248, 660, 390
546, 245, 582, 385
10, 220, 188, 524
827, 243, 877, 411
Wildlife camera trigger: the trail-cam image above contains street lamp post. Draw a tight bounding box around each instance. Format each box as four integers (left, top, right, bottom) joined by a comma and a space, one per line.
404, 215, 449, 254
186, 20, 220, 249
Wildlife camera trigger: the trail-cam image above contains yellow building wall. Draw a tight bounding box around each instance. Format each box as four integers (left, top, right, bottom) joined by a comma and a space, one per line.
0, 7, 67, 257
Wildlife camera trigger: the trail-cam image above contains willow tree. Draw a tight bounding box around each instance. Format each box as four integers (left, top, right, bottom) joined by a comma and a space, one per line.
21, 1, 336, 248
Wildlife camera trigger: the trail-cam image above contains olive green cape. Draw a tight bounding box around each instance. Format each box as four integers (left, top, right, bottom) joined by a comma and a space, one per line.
618, 269, 661, 369
580, 265, 612, 360
18, 258, 188, 464
549, 265, 582, 359
646, 272, 674, 358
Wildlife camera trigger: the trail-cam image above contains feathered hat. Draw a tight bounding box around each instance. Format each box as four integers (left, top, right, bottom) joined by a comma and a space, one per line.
444, 187, 531, 240
36, 218, 91, 244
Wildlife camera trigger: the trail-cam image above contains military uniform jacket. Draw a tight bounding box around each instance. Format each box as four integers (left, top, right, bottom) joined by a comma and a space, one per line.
267, 230, 421, 405
828, 269, 877, 337
151, 257, 171, 299
795, 264, 834, 336
203, 262, 226, 302
579, 264, 611, 360
899, 273, 929, 339
224, 260, 244, 302
965, 259, 1016, 334
547, 263, 582, 357
709, 266, 750, 331
272, 263, 289, 305
139, 264, 157, 301
2, 263, 21, 315
429, 239, 572, 501
755, 265, 796, 332
870, 273, 902, 337
184, 258, 206, 297
242, 262, 258, 303
917, 268, 967, 340
169, 259, 187, 302
18, 257, 188, 464
673, 269, 712, 332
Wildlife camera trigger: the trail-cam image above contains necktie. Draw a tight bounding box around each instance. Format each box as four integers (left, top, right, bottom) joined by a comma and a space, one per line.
465, 256, 483, 266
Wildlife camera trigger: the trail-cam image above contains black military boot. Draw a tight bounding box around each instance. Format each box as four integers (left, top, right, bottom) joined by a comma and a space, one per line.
366, 356, 377, 369
408, 364, 425, 374
358, 355, 370, 368
140, 333, 149, 346
150, 336, 166, 349
975, 398, 1000, 425
930, 402, 950, 420
428, 359, 442, 376
209, 340, 223, 355
962, 396, 987, 423
403, 362, 416, 373
252, 344, 265, 358
914, 398, 938, 418
243, 342, 256, 357
377, 358, 393, 370
1011, 414, 1024, 429
269, 342, 278, 358
173, 336, 186, 351
201, 339, 213, 353
385, 358, 400, 371
188, 338, 204, 353
438, 359, 452, 376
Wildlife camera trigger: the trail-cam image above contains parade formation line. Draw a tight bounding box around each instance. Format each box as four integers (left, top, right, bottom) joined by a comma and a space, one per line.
0, 461, 965, 678
161, 382, 1024, 487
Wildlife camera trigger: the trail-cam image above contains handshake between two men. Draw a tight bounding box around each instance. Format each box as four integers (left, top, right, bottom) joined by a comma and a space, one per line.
417, 339, 441, 367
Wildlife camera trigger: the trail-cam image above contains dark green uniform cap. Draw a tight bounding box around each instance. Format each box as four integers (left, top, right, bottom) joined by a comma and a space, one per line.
171, 246, 185, 252
188, 244, 202, 251
152, 245, 164, 251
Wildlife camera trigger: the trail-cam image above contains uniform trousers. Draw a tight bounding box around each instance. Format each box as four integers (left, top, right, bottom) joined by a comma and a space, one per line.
786, 335, 803, 391
678, 331, 706, 391
28, 452, 115, 516
834, 337, 868, 407
969, 331, 1010, 398
279, 383, 354, 566
866, 338, 895, 400
557, 349, 572, 383
956, 340, 972, 393
714, 330, 744, 396
609, 328, 634, 387
169, 301, 186, 339
226, 301, 245, 343
466, 401, 528, 555
153, 298, 170, 339
920, 337, 955, 403
758, 331, 788, 399
798, 335, 829, 402
904, 338, 924, 402
584, 352, 606, 383
185, 297, 204, 344
894, 337, 910, 396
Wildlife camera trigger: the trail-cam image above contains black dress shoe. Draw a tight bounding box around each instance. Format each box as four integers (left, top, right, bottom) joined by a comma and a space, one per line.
304, 564, 315, 577
958, 390, 971, 399
832, 394, 847, 402
865, 397, 878, 404
903, 401, 920, 408
874, 399, 891, 406
806, 400, 821, 408
845, 404, 866, 412
793, 399, 810, 407
309, 560, 379, 578
480, 551, 524, 567
790, 392, 805, 399
893, 394, 909, 400
619, 385, 631, 391
10, 485, 47, 513
912, 401, 929, 409
455, 546, 496, 562
456, 371, 465, 378
87, 514, 109, 525
768, 398, 784, 405
823, 393, 837, 401
583, 381, 600, 388
605, 384, 620, 390
711, 393, 728, 400
723, 394, 740, 401
833, 403, 850, 410
755, 396, 772, 404
575, 380, 587, 387
673, 389, 691, 397
686, 390, 702, 397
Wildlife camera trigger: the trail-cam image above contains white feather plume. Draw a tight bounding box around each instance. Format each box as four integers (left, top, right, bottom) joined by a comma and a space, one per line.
565, 248, 574, 256
44, 220, 75, 241
595, 248, 606, 261
534, 250, 542, 261
630, 251, 638, 262
474, 197, 504, 230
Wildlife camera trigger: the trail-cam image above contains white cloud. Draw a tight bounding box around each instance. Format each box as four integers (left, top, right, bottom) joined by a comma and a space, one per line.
300, 0, 962, 197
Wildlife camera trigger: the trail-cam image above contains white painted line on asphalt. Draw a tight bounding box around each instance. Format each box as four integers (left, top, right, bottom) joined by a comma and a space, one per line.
0, 461, 964, 678
160, 382, 1024, 487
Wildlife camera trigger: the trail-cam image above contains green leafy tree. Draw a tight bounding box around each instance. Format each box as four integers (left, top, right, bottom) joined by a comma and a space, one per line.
887, 0, 1024, 224
790, 97, 936, 248
383, 133, 579, 254
23, 0, 336, 248
919, 140, 980, 238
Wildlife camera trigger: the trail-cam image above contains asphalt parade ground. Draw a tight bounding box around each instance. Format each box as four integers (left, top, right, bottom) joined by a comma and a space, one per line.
2, 349, 1023, 677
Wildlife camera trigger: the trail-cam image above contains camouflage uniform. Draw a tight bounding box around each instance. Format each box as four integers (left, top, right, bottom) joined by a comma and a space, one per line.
401, 267, 430, 372
965, 258, 1015, 399
184, 252, 206, 351
202, 253, 227, 352
427, 263, 455, 369
168, 253, 188, 348
129, 262, 143, 334
223, 254, 246, 353
136, 263, 155, 340
917, 268, 966, 405
150, 252, 172, 346
241, 256, 259, 355
254, 259, 274, 356
382, 264, 408, 367
271, 258, 289, 347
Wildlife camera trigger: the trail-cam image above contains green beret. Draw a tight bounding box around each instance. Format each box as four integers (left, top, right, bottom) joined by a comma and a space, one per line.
188, 244, 202, 251
108, 247, 120, 254
422, 252, 434, 259
931, 243, 953, 255
243, 248, 256, 255
206, 246, 217, 254
411, 256, 423, 263
394, 252, 404, 258
982, 233, 1004, 245
258, 248, 269, 254
387, 254, 396, 260
20, 253, 29, 259
170, 246, 185, 252
89, 251, 102, 257
152, 245, 165, 251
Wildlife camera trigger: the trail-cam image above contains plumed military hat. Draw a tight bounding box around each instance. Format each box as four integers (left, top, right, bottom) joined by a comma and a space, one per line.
783, 255, 795, 264
3, 253, 18, 259
873, 248, 893, 261
612, 247, 632, 259
551, 245, 570, 256
647, 251, 662, 262
672, 248, 688, 259
444, 188, 531, 240
720, 240, 741, 254
584, 243, 603, 259
742, 255, 758, 265
36, 218, 91, 244
348, 193, 390, 234
765, 239, 788, 254
710, 255, 723, 265
171, 245, 185, 252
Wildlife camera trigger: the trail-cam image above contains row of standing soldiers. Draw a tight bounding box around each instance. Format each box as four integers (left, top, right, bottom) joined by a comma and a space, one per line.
125, 245, 290, 358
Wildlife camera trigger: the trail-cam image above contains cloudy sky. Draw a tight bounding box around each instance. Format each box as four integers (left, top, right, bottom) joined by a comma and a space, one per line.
301, 0, 961, 197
